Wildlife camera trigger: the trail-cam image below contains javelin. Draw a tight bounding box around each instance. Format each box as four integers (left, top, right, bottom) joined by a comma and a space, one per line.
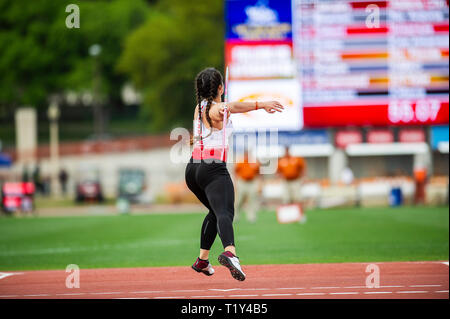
224, 66, 229, 104
221, 66, 229, 161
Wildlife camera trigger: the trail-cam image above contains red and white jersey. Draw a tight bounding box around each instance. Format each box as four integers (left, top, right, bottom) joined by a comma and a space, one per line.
193, 100, 233, 161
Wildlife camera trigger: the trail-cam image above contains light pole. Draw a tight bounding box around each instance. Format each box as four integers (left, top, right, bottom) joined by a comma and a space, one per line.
47, 102, 60, 198
89, 44, 104, 140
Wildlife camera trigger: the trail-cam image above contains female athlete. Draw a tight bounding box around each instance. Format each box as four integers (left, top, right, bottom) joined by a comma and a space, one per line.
186, 67, 284, 281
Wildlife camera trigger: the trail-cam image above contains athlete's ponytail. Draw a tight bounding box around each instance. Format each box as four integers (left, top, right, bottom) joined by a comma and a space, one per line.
191, 68, 224, 145
190, 88, 204, 146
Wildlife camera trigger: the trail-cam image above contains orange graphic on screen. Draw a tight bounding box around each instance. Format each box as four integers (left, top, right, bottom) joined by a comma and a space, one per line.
236, 93, 293, 117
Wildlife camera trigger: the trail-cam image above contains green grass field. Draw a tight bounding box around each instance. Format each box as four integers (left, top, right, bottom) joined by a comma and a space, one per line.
0, 206, 448, 271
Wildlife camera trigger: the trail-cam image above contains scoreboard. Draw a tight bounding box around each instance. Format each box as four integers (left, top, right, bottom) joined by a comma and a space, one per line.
297, 0, 449, 127
226, 0, 302, 131
225, 0, 449, 130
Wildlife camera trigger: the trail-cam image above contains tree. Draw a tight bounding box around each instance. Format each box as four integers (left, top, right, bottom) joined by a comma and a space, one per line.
0, 0, 64, 113
117, 0, 224, 132
0, 0, 149, 118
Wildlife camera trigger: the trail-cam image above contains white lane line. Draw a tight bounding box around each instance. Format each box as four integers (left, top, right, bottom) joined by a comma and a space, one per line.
363, 291, 393, 294
130, 291, 164, 294
442, 262, 449, 266
0, 272, 23, 280
1, 283, 444, 299
396, 291, 428, 294
191, 295, 225, 298
276, 287, 305, 290
312, 285, 403, 289
241, 288, 272, 291
209, 288, 269, 292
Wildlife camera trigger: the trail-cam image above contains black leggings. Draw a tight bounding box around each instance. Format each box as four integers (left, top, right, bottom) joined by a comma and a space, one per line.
185, 158, 235, 250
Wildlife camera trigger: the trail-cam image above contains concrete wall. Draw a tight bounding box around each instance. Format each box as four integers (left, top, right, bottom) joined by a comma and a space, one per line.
9, 144, 446, 204
11, 147, 186, 199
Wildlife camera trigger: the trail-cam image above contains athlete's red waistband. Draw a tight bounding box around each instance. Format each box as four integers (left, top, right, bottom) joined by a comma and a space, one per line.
192, 146, 228, 162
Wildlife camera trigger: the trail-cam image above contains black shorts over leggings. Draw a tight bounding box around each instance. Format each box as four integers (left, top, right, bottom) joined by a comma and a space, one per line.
185, 158, 235, 250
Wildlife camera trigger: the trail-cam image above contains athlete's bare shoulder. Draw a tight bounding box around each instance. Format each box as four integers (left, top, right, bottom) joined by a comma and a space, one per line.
209, 102, 226, 122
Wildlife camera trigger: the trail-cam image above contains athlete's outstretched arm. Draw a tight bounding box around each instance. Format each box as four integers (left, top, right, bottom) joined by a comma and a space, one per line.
225, 101, 284, 114
209, 101, 284, 123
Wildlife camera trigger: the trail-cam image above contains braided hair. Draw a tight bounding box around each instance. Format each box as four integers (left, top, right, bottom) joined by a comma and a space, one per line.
191, 68, 224, 145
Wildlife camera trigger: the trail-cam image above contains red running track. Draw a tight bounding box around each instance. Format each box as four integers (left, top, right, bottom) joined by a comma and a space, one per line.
0, 261, 448, 299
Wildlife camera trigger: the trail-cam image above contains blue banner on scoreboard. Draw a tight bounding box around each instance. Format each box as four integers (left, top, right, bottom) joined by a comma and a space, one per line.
225, 0, 292, 41
277, 130, 330, 146
233, 129, 330, 153
430, 125, 449, 150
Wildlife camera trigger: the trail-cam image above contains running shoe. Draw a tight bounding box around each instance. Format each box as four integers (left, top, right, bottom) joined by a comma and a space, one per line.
218, 251, 246, 281
191, 257, 215, 276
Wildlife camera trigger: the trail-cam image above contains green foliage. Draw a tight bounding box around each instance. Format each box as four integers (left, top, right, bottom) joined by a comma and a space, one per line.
117, 0, 224, 132
67, 0, 149, 96
0, 0, 61, 109
0, 0, 224, 134
0, 0, 149, 114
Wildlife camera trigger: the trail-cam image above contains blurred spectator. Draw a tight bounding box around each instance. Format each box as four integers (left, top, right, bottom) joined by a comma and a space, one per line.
42, 175, 51, 196
414, 168, 427, 205
32, 162, 44, 194
234, 152, 261, 223
22, 164, 30, 182
278, 147, 306, 204
59, 168, 69, 196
